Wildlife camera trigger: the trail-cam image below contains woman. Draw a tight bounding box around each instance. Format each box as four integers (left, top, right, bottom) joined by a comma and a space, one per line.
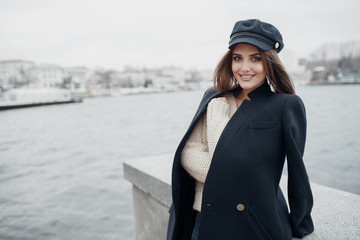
167, 19, 314, 240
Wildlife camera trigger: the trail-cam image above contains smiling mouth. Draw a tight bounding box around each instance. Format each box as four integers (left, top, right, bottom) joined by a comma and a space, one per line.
240, 74, 255, 80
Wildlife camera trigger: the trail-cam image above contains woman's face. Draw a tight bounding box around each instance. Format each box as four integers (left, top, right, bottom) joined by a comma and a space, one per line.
231, 44, 266, 94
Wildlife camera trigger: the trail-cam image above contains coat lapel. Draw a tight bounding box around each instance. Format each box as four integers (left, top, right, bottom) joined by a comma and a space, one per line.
206, 82, 273, 178
206, 99, 259, 178
173, 88, 222, 165
189, 88, 222, 128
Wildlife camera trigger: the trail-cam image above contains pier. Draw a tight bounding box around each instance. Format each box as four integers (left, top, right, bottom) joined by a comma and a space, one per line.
123, 154, 360, 240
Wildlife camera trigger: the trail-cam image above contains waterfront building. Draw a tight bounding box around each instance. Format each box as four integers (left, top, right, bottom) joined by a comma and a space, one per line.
65, 66, 93, 89
0, 60, 35, 89
280, 50, 310, 85
26, 64, 66, 88
111, 70, 146, 88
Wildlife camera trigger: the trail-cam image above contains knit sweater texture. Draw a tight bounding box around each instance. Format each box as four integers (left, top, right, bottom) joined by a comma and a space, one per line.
181, 93, 237, 211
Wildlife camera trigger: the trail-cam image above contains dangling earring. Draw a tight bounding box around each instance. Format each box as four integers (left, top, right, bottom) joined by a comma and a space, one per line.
266, 76, 274, 91
232, 76, 239, 85
265, 76, 271, 85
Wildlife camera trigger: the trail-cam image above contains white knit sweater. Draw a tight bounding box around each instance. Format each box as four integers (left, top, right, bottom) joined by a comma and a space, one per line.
180, 93, 237, 211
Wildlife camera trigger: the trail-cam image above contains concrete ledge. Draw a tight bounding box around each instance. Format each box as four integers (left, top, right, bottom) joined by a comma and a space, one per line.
123, 155, 360, 240
123, 154, 173, 208
131, 186, 169, 240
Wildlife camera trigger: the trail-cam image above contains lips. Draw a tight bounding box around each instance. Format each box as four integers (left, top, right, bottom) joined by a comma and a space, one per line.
240, 74, 255, 80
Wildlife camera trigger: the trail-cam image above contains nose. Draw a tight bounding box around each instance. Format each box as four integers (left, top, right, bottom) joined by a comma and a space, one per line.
241, 60, 251, 72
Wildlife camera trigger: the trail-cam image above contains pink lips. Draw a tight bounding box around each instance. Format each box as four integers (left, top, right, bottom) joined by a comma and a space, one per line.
240, 74, 255, 81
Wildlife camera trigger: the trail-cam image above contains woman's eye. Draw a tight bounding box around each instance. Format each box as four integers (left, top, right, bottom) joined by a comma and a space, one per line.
233, 56, 241, 61
252, 57, 262, 61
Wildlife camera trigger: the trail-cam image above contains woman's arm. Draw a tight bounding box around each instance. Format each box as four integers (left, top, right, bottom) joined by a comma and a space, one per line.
206, 98, 232, 156
181, 96, 232, 183
181, 113, 211, 183
283, 95, 314, 238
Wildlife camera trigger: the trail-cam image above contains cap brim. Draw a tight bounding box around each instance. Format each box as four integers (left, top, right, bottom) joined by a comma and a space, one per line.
228, 37, 273, 51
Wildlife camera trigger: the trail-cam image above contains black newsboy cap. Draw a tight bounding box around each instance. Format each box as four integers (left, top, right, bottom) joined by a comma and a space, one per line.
228, 19, 284, 53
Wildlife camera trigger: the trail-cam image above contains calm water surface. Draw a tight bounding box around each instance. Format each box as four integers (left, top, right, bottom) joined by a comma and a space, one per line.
0, 85, 359, 239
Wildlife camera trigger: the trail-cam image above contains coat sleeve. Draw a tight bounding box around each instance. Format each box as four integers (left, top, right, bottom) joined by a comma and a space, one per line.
282, 95, 314, 238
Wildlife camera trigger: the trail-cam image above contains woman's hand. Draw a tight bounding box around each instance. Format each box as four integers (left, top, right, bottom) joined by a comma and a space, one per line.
214, 97, 229, 104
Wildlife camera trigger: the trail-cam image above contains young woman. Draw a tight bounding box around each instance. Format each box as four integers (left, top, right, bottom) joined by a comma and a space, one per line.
167, 19, 314, 240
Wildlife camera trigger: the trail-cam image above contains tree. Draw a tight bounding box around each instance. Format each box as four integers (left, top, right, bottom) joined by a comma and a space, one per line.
62, 77, 72, 89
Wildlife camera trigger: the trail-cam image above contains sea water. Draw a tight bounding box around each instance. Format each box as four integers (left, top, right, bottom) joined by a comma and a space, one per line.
0, 84, 359, 239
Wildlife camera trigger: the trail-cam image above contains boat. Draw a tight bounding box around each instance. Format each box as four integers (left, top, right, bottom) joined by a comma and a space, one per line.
0, 88, 82, 111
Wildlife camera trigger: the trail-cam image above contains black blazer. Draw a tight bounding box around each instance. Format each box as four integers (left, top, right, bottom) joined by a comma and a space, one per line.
167, 82, 314, 240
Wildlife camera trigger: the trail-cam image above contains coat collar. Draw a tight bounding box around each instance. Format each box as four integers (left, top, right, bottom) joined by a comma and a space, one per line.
191, 81, 272, 129
246, 81, 273, 101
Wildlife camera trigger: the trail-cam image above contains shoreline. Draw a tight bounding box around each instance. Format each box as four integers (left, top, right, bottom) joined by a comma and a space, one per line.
0, 98, 82, 111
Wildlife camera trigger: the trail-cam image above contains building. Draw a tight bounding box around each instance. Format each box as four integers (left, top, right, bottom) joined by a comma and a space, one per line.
26, 64, 66, 88
0, 60, 35, 88
279, 50, 310, 85
65, 66, 93, 89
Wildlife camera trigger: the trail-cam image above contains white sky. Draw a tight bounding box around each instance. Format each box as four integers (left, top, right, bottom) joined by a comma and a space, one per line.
1, 0, 360, 70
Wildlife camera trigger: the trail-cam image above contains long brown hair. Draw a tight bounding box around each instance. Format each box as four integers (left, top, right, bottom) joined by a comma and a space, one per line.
214, 47, 295, 94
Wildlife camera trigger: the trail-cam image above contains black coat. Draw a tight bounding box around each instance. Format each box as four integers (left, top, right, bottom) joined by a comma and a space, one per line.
167, 82, 314, 240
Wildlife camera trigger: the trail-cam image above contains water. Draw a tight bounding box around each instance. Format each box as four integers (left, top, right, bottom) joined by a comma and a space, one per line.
0, 85, 359, 239
297, 85, 360, 194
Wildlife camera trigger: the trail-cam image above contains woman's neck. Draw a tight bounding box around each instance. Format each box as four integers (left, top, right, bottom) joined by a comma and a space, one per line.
234, 89, 251, 108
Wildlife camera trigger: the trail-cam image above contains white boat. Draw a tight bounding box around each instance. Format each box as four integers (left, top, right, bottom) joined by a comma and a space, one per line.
0, 88, 82, 110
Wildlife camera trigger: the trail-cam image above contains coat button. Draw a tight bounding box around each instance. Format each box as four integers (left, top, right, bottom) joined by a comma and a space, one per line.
236, 204, 245, 211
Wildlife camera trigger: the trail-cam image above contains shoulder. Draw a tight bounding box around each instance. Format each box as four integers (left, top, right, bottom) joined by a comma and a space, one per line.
283, 94, 305, 110
270, 93, 305, 109
275, 94, 306, 121
201, 87, 222, 104
203, 87, 219, 98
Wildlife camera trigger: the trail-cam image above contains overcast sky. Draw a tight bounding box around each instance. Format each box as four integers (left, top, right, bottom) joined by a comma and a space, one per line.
1, 0, 359, 70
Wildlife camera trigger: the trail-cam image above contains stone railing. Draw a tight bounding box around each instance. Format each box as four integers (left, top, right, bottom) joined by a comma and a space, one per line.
123, 154, 360, 240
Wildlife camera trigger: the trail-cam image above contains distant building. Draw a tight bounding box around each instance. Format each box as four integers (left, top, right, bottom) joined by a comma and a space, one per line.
0, 59, 214, 92
280, 50, 310, 85
0, 60, 95, 90
65, 66, 93, 88
26, 64, 65, 88
310, 66, 327, 83
143, 67, 192, 90
0, 60, 35, 88
185, 69, 214, 90
113, 70, 146, 88
109, 67, 189, 91
161, 67, 186, 89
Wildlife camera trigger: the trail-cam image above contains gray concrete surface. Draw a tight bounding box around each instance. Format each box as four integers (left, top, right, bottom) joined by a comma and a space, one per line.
123, 155, 360, 240
132, 186, 169, 240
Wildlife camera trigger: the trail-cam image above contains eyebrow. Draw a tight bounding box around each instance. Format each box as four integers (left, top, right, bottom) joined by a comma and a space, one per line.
232, 52, 261, 56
